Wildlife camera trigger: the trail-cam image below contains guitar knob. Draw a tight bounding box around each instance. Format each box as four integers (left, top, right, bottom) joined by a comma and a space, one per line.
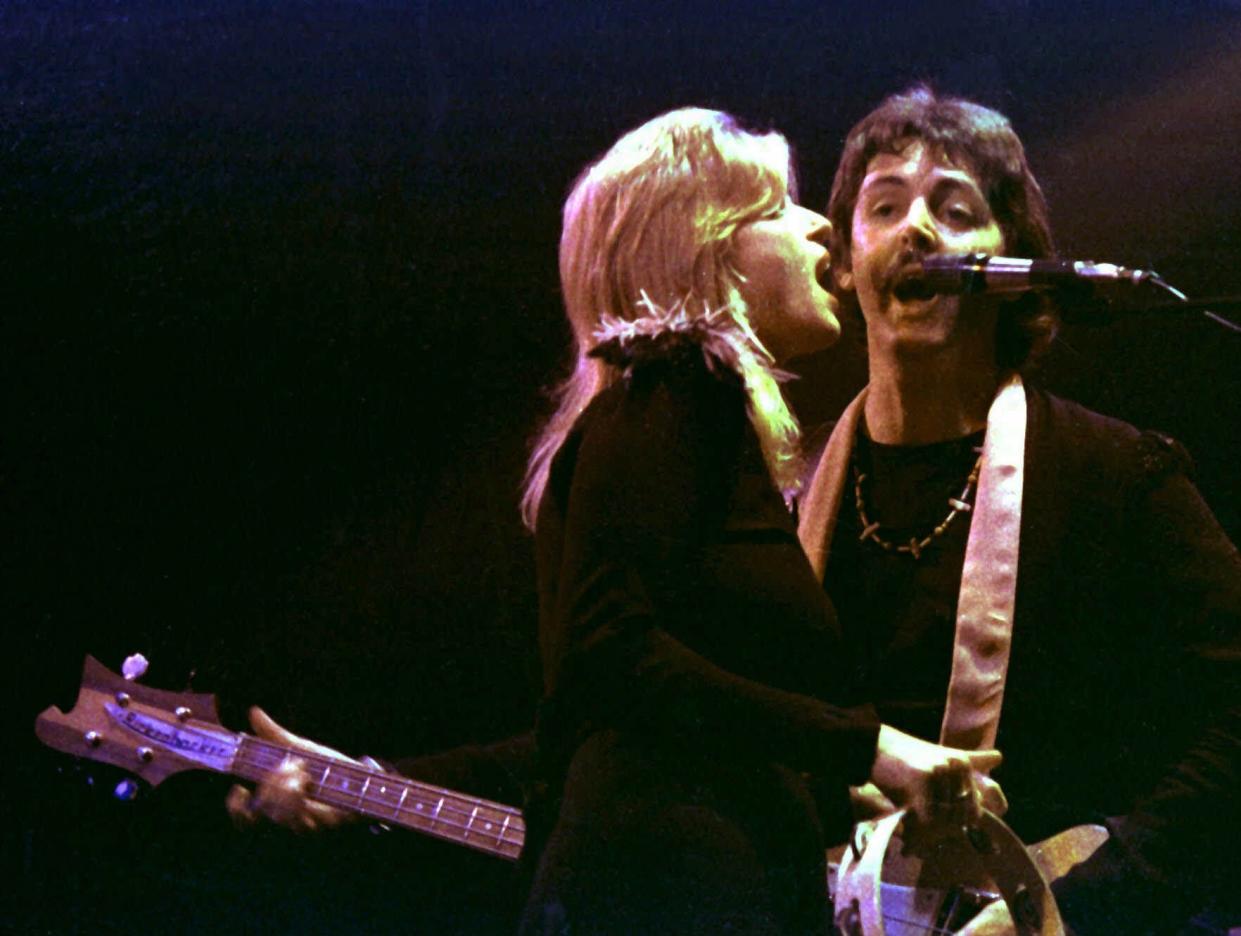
1009, 883, 1041, 930
122, 653, 150, 681
113, 778, 141, 802
966, 824, 998, 855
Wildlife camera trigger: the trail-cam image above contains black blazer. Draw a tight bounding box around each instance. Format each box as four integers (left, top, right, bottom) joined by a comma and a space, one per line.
995, 388, 1241, 932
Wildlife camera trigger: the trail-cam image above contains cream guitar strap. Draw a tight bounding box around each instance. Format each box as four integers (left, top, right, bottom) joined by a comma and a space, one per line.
939, 373, 1026, 750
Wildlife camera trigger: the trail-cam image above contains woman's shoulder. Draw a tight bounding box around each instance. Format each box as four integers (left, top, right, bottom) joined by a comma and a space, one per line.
547, 316, 753, 502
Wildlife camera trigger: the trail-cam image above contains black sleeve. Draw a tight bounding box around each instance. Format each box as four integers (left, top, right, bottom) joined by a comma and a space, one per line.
544, 359, 879, 784
1053, 435, 1241, 934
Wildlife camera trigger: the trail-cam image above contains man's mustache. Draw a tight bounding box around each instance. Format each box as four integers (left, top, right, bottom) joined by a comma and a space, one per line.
882, 249, 930, 291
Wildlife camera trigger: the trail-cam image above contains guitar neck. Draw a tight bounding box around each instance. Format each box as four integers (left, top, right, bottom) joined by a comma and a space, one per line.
231, 736, 525, 861
33, 655, 527, 863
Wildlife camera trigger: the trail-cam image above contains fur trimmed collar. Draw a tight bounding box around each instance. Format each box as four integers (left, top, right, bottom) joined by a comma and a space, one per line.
589, 294, 783, 382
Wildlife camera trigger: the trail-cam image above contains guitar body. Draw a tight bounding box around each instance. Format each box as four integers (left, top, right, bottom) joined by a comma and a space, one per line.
829, 810, 1108, 935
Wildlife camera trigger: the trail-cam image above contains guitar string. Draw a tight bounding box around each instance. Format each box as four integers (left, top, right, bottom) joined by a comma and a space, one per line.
842, 884, 996, 935
232, 760, 523, 851
232, 744, 524, 849
875, 915, 960, 936
232, 751, 519, 832
234, 740, 523, 818
91, 702, 519, 845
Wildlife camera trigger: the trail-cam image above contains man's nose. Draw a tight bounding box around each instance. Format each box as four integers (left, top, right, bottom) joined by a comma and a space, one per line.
900, 198, 939, 251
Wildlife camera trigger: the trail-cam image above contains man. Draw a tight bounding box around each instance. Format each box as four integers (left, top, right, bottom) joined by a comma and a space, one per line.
799, 85, 1241, 934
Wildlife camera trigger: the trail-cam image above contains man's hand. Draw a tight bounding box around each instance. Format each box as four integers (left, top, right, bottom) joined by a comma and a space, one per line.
225, 706, 361, 833
871, 725, 1008, 835
975, 771, 1008, 817
851, 772, 1006, 823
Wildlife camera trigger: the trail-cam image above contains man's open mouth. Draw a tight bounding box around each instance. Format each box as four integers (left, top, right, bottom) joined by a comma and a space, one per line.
892, 276, 938, 302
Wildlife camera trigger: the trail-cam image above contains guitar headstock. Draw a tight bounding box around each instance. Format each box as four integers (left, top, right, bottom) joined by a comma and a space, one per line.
35, 655, 239, 787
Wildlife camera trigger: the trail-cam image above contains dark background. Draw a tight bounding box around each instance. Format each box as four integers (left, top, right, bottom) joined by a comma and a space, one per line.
6, 2, 1240, 932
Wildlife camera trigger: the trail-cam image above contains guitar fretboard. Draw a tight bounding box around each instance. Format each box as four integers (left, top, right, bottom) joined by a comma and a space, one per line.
232, 737, 525, 861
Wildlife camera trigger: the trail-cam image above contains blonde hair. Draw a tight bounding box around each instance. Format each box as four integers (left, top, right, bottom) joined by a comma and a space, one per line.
521, 107, 805, 529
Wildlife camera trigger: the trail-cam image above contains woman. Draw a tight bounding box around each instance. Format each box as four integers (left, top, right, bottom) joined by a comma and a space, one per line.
230, 107, 1001, 935
515, 107, 998, 935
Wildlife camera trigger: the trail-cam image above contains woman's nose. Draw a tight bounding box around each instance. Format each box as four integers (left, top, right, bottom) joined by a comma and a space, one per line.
801, 207, 831, 244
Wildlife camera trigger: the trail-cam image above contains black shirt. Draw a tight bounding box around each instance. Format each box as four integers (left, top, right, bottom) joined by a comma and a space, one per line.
825, 426, 985, 742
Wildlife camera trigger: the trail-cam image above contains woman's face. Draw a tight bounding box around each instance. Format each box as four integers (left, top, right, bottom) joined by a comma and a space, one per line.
732, 202, 839, 362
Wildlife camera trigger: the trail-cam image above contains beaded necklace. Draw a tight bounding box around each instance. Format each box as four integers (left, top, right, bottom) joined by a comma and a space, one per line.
851, 446, 983, 560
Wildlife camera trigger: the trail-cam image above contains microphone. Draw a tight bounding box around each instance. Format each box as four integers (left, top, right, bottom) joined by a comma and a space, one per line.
920, 253, 1156, 295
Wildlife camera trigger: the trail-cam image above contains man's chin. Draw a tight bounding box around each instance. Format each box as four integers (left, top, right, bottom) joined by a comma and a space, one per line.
875, 299, 960, 352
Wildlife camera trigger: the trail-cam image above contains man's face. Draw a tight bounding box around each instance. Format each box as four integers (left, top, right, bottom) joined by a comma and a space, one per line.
841, 140, 1005, 360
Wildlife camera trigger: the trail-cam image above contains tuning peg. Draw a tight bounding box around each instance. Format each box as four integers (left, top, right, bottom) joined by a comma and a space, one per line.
122, 653, 149, 681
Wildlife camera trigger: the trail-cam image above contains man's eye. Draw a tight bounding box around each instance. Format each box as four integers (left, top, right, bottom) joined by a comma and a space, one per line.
871, 203, 895, 218
944, 204, 976, 224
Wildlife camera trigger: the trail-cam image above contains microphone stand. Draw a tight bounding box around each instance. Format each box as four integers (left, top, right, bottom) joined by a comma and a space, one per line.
1055, 288, 1241, 334
1120, 298, 1241, 316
